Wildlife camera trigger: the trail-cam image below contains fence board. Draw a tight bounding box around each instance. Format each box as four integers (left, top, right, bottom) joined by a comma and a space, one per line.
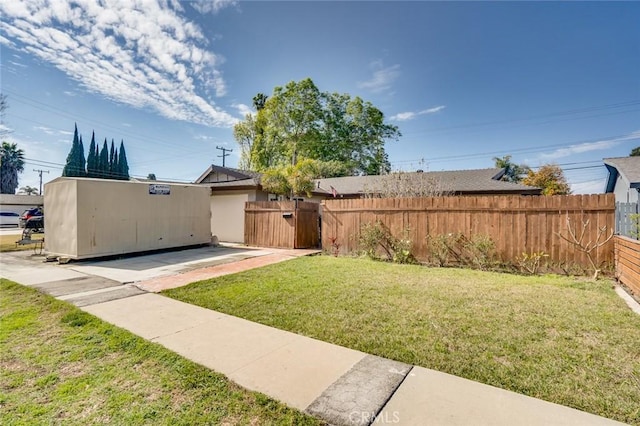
616, 202, 639, 239
245, 201, 319, 249
321, 194, 616, 268
614, 235, 640, 294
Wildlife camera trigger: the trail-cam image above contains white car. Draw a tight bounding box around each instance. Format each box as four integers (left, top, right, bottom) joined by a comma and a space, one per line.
0, 211, 20, 227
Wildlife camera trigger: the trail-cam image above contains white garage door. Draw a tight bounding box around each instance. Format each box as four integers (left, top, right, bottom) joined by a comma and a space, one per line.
210, 193, 248, 243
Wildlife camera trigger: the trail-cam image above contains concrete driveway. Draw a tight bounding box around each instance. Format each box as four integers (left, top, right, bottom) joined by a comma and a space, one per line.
0, 243, 315, 306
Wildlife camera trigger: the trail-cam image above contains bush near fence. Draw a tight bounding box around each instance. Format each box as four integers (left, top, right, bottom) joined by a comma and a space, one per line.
321, 194, 615, 270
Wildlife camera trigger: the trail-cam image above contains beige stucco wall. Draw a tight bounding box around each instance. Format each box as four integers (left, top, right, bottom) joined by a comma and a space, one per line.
45, 178, 211, 259
210, 190, 257, 243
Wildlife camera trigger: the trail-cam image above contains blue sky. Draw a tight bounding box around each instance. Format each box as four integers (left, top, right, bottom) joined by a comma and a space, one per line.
1, 0, 639, 194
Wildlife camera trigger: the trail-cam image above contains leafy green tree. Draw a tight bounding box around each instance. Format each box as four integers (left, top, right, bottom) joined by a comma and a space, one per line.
631, 147, 640, 156
252, 93, 268, 110
493, 155, 530, 183
118, 140, 129, 180
0, 141, 24, 193
147, 173, 157, 181
261, 158, 321, 198
98, 139, 109, 179
62, 124, 86, 177
522, 164, 571, 195
235, 78, 400, 176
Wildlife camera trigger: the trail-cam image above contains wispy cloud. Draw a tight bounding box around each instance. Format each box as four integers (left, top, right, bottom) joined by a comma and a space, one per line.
34, 126, 55, 135
538, 131, 640, 161
391, 105, 446, 121
232, 103, 253, 117
190, 0, 238, 14
0, 0, 237, 128
357, 60, 400, 94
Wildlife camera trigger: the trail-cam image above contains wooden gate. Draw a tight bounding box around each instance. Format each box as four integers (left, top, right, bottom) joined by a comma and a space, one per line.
245, 201, 320, 249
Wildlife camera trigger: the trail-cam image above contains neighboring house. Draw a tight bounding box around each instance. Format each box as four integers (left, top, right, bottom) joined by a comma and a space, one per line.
312, 168, 541, 199
195, 165, 270, 243
0, 194, 44, 215
604, 157, 640, 203
196, 165, 541, 243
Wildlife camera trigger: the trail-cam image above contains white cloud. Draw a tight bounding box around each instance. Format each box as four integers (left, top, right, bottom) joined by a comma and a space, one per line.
0, 0, 237, 128
357, 60, 400, 94
538, 131, 640, 161
34, 126, 55, 135
391, 105, 446, 121
232, 103, 253, 117
190, 0, 239, 14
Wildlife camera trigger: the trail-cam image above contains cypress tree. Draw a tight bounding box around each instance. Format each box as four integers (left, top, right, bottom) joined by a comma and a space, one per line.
113, 150, 119, 179
77, 135, 87, 177
109, 139, 115, 177
62, 123, 80, 177
118, 140, 130, 180
99, 139, 109, 179
87, 132, 97, 178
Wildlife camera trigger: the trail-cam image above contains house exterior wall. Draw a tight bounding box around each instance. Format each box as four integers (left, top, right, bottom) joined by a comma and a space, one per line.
613, 173, 638, 203
210, 190, 257, 243
45, 178, 211, 259
0, 194, 44, 215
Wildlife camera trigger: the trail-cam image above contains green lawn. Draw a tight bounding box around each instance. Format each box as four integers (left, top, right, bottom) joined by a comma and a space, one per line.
0, 279, 319, 425
164, 256, 640, 425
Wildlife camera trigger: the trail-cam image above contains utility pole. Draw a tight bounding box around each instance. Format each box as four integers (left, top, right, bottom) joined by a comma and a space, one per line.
216, 146, 232, 167
33, 169, 49, 195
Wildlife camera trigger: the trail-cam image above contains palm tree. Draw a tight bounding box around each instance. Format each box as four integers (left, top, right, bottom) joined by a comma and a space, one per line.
0, 141, 25, 194
18, 185, 39, 195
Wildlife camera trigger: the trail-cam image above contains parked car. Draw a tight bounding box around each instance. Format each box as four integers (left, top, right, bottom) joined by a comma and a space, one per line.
24, 216, 44, 233
19, 207, 43, 228
0, 211, 20, 227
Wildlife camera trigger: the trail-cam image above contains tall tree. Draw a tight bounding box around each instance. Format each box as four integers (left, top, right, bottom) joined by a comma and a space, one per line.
78, 135, 86, 177
118, 140, 129, 180
522, 164, 571, 195
252, 93, 268, 110
235, 78, 400, 176
109, 139, 116, 176
631, 147, 640, 157
86, 132, 98, 178
98, 139, 109, 179
62, 124, 86, 177
493, 155, 530, 183
0, 141, 25, 194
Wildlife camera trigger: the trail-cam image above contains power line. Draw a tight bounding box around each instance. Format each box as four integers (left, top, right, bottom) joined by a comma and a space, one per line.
33, 169, 49, 195
216, 146, 232, 167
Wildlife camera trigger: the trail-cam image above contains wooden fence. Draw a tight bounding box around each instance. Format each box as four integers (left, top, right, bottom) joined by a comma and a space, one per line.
321, 194, 616, 268
614, 236, 640, 294
245, 201, 319, 249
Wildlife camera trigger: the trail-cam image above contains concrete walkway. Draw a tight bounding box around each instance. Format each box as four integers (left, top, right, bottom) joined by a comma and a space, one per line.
0, 246, 626, 426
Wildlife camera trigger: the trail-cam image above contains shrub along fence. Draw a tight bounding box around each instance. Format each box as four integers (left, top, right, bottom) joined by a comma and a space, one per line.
245, 201, 319, 249
321, 194, 615, 269
614, 235, 640, 294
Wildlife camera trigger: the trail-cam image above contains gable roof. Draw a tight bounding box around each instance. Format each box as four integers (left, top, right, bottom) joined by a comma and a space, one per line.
604, 157, 640, 193
313, 168, 541, 196
195, 164, 262, 184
